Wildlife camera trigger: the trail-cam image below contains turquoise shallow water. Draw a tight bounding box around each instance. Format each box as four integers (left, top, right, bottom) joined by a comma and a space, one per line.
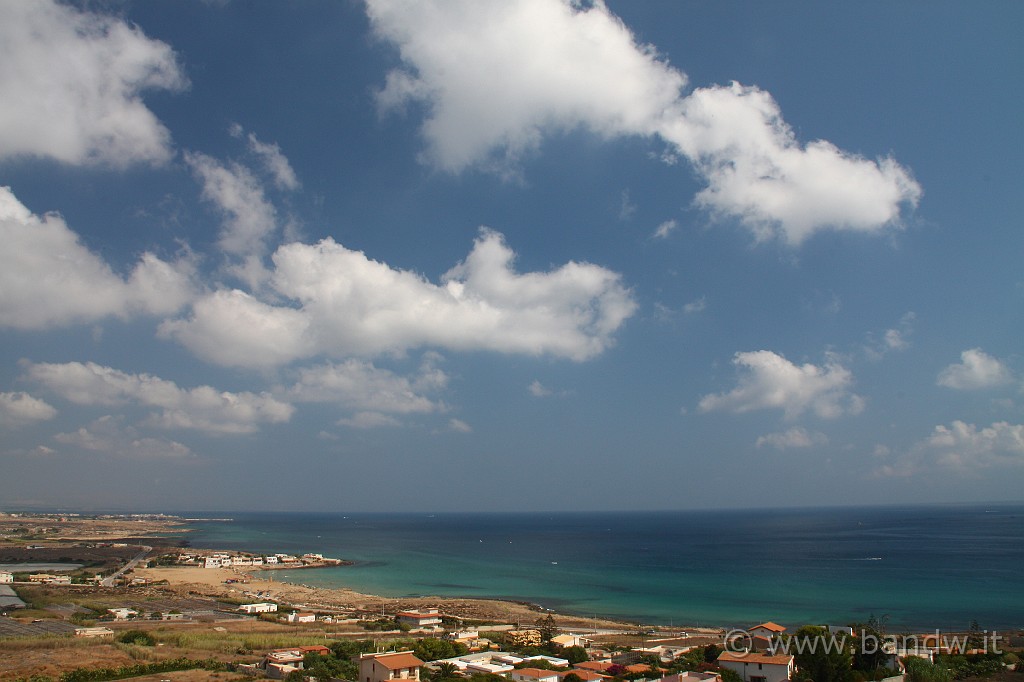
180, 505, 1024, 630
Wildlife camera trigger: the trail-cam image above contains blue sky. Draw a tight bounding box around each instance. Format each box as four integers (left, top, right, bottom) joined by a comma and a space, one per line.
1, 0, 1021, 512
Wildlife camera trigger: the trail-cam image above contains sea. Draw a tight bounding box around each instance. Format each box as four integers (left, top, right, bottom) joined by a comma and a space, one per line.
180, 504, 1024, 632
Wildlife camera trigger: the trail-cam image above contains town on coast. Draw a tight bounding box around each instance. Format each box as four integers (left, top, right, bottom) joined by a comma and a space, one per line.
0, 512, 1019, 681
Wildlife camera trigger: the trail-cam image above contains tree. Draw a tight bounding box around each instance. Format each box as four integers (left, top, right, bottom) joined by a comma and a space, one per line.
416, 637, 462, 662
904, 656, 952, 682
437, 662, 461, 679
117, 629, 155, 646
851, 623, 888, 674
790, 626, 854, 682
564, 646, 589, 665
564, 674, 583, 682
536, 614, 558, 643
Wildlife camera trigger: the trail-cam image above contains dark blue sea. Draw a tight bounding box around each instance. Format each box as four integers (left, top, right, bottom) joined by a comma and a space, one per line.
180, 504, 1024, 631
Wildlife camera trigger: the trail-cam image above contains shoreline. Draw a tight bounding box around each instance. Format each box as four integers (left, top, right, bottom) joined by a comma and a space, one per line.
132, 565, 683, 633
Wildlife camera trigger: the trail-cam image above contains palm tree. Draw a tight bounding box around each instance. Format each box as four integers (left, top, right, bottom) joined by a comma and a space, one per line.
437, 662, 461, 679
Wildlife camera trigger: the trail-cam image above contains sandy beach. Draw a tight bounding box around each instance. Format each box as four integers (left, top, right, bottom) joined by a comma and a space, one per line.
132, 565, 701, 633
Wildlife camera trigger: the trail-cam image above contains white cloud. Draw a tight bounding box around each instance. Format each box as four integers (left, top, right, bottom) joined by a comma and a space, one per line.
528, 380, 552, 397
54, 416, 193, 459
162, 228, 636, 367
0, 187, 195, 330
937, 348, 1013, 390
756, 427, 828, 450
699, 350, 864, 419
185, 152, 278, 283
26, 361, 293, 435
0, 0, 186, 166
371, 0, 685, 172
247, 133, 300, 191
865, 312, 915, 359
448, 418, 472, 433
338, 411, 402, 429
0, 392, 57, 427
683, 296, 707, 315
368, 0, 920, 244
876, 420, 1024, 476
289, 358, 446, 415
653, 219, 677, 239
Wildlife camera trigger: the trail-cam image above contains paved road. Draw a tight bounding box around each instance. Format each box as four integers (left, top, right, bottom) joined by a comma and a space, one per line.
101, 545, 152, 587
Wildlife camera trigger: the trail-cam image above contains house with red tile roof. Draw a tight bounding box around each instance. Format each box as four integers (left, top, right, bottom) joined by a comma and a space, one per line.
359, 650, 425, 682
510, 668, 562, 682
717, 651, 795, 682
749, 622, 786, 639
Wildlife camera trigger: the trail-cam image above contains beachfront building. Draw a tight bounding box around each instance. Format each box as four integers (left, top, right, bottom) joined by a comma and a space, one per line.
107, 607, 139, 620
75, 627, 115, 638
507, 629, 543, 647
658, 673, 722, 682
264, 649, 305, 679
511, 669, 562, 682
717, 652, 795, 682
568, 671, 610, 682
551, 633, 592, 649
429, 652, 517, 675
575, 662, 616, 675
397, 608, 443, 628
28, 573, 71, 585
359, 651, 425, 682
239, 602, 278, 614
749, 622, 787, 640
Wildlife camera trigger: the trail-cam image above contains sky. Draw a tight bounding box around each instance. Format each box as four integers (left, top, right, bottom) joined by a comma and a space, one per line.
0, 0, 1022, 513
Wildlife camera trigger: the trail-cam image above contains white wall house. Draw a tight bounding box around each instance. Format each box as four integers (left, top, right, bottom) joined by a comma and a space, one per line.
717, 652, 795, 682
239, 602, 278, 614
396, 608, 443, 628
749, 623, 787, 639
509, 669, 561, 682
0, 572, 14, 583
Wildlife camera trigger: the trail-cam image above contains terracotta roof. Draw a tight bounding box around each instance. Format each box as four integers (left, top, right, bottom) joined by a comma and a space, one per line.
575, 662, 615, 672
562, 670, 608, 681
373, 652, 425, 670
717, 652, 794, 665
300, 645, 331, 654
514, 669, 561, 679
751, 622, 786, 633
625, 664, 657, 673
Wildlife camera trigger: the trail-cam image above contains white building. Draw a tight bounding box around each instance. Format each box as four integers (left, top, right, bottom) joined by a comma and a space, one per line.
0, 572, 14, 584
749, 622, 787, 640
204, 557, 222, 568
396, 608, 443, 628
107, 608, 139, 620
239, 602, 278, 614
287, 611, 316, 623
717, 652, 795, 682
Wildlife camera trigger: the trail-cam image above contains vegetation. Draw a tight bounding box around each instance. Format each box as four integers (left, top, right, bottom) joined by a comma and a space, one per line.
58, 657, 225, 682
789, 625, 854, 682
115, 630, 155, 646
415, 637, 469, 662
904, 656, 953, 682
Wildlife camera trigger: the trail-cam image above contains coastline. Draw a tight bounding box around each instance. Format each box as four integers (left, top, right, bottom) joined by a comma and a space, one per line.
132, 565, 680, 633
